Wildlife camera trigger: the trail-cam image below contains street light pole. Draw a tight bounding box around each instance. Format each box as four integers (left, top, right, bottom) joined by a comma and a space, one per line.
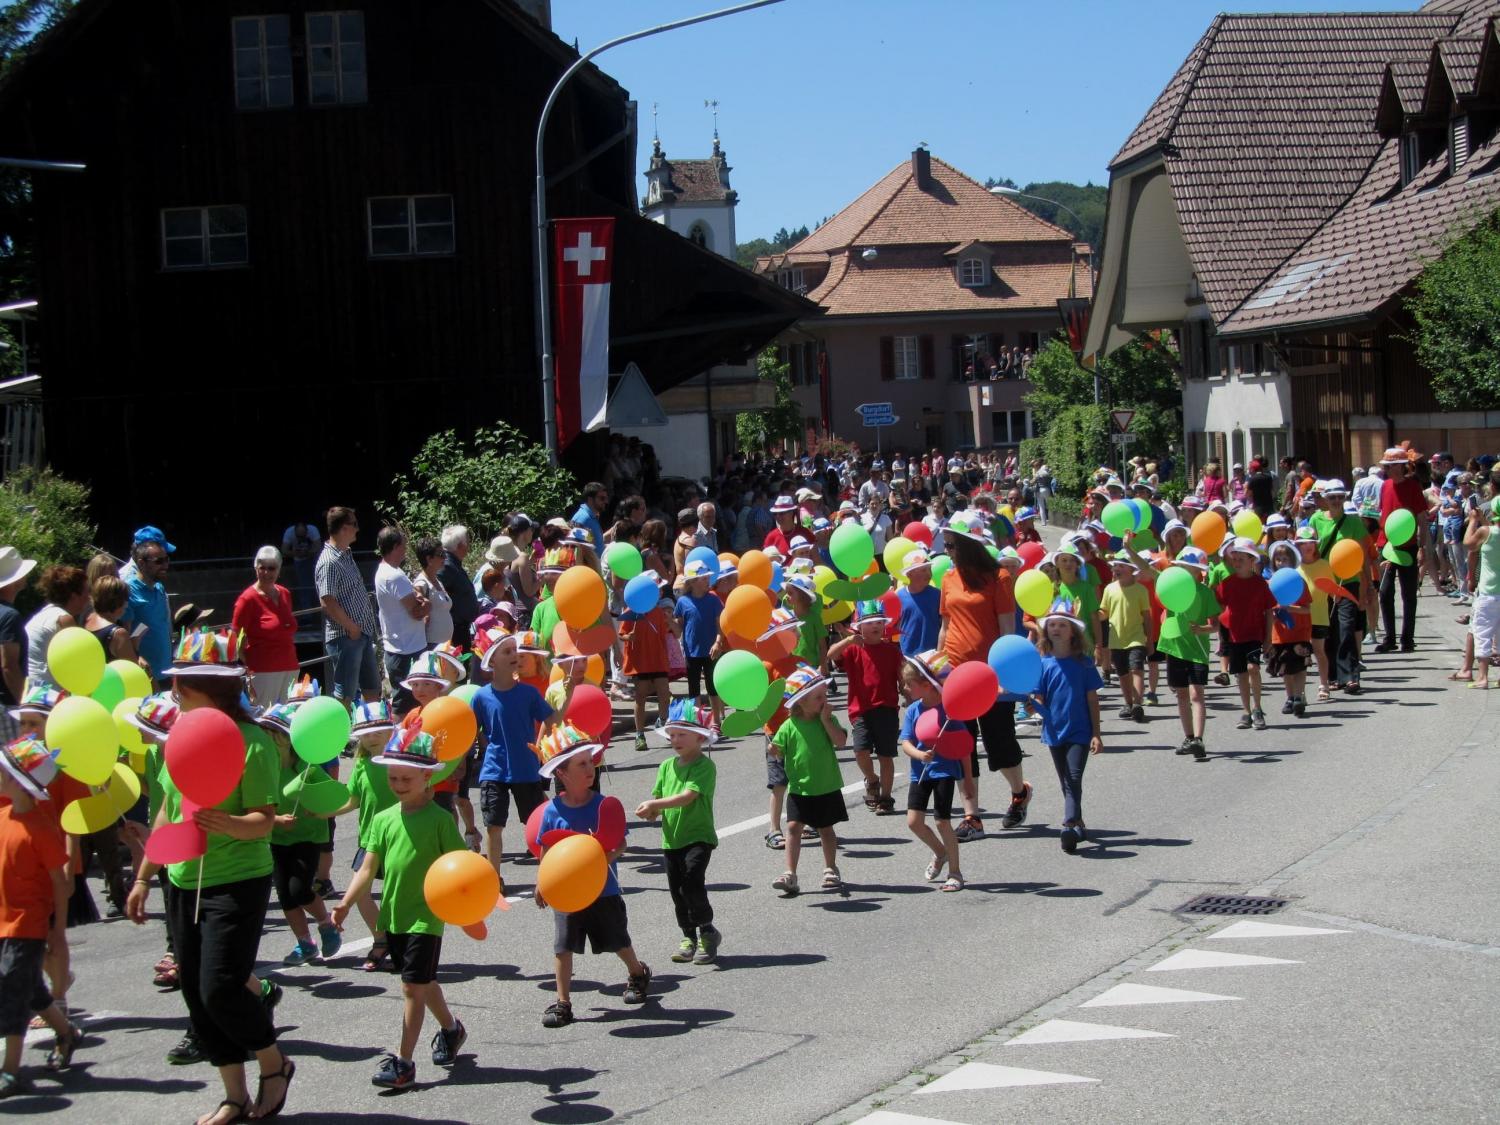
534, 0, 787, 463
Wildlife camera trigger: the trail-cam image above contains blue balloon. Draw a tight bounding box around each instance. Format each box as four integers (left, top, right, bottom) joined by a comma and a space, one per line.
1269, 567, 1306, 607
623, 573, 660, 614
685, 546, 721, 581
1150, 503, 1167, 535
987, 634, 1043, 695
769, 561, 784, 593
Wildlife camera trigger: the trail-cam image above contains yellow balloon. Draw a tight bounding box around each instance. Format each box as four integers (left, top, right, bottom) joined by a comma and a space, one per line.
61, 793, 118, 835
46, 696, 118, 786
1013, 570, 1056, 618
882, 537, 916, 576
48, 627, 106, 696
105, 760, 142, 812
109, 659, 152, 700
114, 697, 148, 756
813, 565, 837, 599
823, 599, 853, 625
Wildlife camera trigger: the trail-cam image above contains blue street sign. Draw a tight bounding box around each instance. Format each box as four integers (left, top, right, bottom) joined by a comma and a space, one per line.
857, 402, 897, 427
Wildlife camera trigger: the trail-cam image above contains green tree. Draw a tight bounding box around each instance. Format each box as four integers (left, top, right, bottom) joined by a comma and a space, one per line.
735, 223, 811, 269
983, 177, 1107, 248
381, 421, 576, 552
0, 466, 95, 614
1404, 209, 1500, 411
735, 349, 802, 453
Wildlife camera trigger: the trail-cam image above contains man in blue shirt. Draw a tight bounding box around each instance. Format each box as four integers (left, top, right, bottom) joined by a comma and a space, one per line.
571, 482, 609, 552
126, 539, 173, 686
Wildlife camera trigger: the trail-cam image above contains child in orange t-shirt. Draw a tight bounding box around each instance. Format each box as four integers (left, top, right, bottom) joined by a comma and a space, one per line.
620, 578, 677, 753
1267, 543, 1313, 717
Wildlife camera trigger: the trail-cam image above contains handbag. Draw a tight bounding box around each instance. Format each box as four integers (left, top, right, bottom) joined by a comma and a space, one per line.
665, 631, 687, 679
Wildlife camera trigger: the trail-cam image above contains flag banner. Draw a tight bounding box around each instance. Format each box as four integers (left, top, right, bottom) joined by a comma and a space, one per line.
553, 217, 614, 448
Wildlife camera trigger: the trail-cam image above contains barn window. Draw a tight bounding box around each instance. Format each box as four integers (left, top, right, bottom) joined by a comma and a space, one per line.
307, 11, 367, 105
161, 206, 249, 270
368, 195, 455, 257
231, 16, 292, 110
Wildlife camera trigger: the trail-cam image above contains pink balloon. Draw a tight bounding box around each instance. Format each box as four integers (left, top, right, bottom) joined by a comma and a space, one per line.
942, 661, 998, 722
524, 803, 546, 859
593, 796, 626, 852
165, 709, 246, 808
565, 683, 613, 741
146, 819, 207, 865
904, 522, 933, 548
934, 726, 975, 761
914, 707, 943, 744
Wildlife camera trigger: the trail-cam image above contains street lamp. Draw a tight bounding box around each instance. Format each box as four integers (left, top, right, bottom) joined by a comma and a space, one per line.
534, 0, 787, 462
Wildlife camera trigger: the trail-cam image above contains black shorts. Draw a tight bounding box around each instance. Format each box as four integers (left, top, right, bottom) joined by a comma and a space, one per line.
850, 708, 899, 758
1311, 625, 1329, 640
907, 775, 956, 819
785, 789, 848, 829
270, 841, 322, 912
1267, 642, 1309, 677
966, 698, 1022, 773
553, 893, 632, 956
1148, 647, 1166, 664
1166, 655, 1209, 689
685, 655, 717, 698
457, 746, 478, 800
386, 931, 442, 984
1225, 640, 1264, 674
320, 814, 336, 854
1110, 648, 1147, 674
765, 745, 787, 790
0, 937, 51, 1036
479, 780, 548, 828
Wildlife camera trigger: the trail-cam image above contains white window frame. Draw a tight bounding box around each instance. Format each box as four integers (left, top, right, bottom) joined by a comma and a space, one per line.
160, 205, 249, 270
958, 257, 987, 287
367, 194, 455, 258
893, 335, 920, 381
306, 10, 367, 106
776, 268, 805, 293
231, 15, 292, 110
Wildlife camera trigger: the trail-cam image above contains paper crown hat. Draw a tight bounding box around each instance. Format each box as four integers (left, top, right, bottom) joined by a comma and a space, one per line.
170, 628, 245, 677
256, 703, 301, 736
905, 648, 952, 689
430, 641, 468, 680
371, 726, 441, 771
854, 599, 890, 625
663, 697, 717, 741
902, 548, 933, 575
1041, 595, 1088, 634
534, 720, 605, 778
782, 664, 828, 708
401, 651, 455, 690
125, 692, 179, 738
285, 676, 320, 704
539, 547, 578, 575
8, 684, 65, 720
512, 630, 549, 655
0, 735, 57, 800
474, 626, 520, 670
758, 607, 802, 642
350, 699, 395, 735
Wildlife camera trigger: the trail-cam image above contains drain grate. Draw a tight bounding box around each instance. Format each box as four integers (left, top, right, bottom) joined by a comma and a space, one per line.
1178, 893, 1289, 916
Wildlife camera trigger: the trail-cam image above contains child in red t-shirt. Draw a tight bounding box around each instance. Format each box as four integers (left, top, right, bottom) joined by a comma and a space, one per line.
1266, 543, 1313, 718
1214, 537, 1277, 731
620, 580, 677, 753
828, 600, 905, 815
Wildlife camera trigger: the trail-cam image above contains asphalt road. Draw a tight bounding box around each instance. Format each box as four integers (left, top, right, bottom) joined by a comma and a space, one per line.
16, 542, 1497, 1124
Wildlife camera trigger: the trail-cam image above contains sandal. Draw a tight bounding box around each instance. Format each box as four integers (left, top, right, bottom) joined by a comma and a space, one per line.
876, 796, 895, 816
362, 941, 390, 973
924, 856, 946, 882
254, 1056, 295, 1119
1449, 671, 1474, 681
153, 959, 180, 989
44, 1023, 80, 1071
863, 777, 880, 809
763, 830, 785, 850
801, 825, 818, 840
1316, 687, 1331, 701
941, 874, 965, 893
820, 866, 842, 890
199, 1099, 249, 1125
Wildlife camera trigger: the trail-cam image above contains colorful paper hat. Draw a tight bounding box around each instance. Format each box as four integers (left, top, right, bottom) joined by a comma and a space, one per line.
1295, 526, 1319, 543
371, 726, 442, 771
1174, 546, 1210, 572
170, 628, 245, 677
400, 651, 455, 692
1042, 595, 1088, 635
256, 702, 301, 736
782, 664, 829, 708
430, 641, 468, 680
786, 557, 816, 576
758, 607, 803, 642
474, 625, 520, 670
1225, 536, 1262, 560
902, 548, 933, 575
943, 511, 989, 544
285, 676, 320, 705
662, 697, 717, 741
905, 648, 952, 690
350, 699, 395, 736
534, 720, 605, 778
0, 735, 57, 800
714, 564, 739, 583
1015, 506, 1038, 522
512, 630, 549, 655
539, 547, 576, 575
1359, 502, 1381, 519
126, 692, 179, 738
1179, 494, 1205, 511
7, 684, 65, 720
854, 599, 890, 626
770, 494, 798, 513
683, 559, 714, 581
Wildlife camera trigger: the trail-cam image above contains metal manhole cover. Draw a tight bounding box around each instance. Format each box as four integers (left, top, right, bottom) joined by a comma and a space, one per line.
1178, 893, 1288, 916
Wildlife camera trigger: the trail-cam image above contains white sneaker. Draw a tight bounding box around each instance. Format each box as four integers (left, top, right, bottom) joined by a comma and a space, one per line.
772, 871, 799, 895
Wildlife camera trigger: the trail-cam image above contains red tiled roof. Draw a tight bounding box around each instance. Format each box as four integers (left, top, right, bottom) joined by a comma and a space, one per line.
653, 157, 731, 203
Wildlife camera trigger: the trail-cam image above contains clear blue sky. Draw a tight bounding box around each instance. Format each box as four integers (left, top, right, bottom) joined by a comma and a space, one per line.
552, 0, 1420, 242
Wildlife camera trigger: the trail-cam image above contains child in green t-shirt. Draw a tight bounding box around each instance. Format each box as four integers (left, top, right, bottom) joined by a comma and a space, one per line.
330, 702, 398, 971
784, 578, 827, 673
769, 665, 847, 896
332, 730, 468, 1091
635, 699, 721, 966
1157, 548, 1221, 761
1100, 549, 1156, 723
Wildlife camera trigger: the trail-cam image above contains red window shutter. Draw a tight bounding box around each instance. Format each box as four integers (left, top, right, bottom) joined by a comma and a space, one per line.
879, 336, 894, 381
919, 334, 935, 380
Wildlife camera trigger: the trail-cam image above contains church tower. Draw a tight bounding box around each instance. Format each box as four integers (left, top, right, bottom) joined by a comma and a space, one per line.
641, 103, 737, 260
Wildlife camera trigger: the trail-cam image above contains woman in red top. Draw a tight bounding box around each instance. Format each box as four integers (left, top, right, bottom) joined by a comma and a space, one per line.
936, 516, 1031, 839
232, 547, 299, 706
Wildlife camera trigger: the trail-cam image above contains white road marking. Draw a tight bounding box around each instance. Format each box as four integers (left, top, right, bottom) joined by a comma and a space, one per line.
716, 778, 872, 839
1208, 920, 1349, 940
851, 1112, 973, 1125
1081, 982, 1239, 1007
917, 1062, 1098, 1094
1148, 949, 1301, 971
24, 1009, 126, 1047
1006, 1018, 1173, 1045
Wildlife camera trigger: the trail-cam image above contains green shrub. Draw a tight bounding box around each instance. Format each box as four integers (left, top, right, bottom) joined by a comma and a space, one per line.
1038, 403, 1111, 501
0, 467, 97, 614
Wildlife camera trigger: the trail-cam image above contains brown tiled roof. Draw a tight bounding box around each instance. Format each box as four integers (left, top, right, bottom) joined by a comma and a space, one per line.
1219, 132, 1500, 336
656, 157, 731, 203
1113, 18, 1223, 167
1391, 57, 1433, 111
1435, 36, 1484, 96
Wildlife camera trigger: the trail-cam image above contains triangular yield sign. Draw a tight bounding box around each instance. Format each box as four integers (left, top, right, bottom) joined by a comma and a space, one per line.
1208, 920, 1348, 940
1110, 409, 1134, 432
917, 1062, 1098, 1094
1081, 982, 1239, 1007
1007, 1019, 1173, 1045
1148, 949, 1301, 971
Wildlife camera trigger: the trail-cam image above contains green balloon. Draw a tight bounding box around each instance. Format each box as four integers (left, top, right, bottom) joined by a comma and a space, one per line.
90, 665, 125, 714
1102, 501, 1136, 538
829, 521, 875, 579
450, 683, 481, 706
1383, 508, 1416, 547
715, 649, 770, 711
930, 555, 953, 583
290, 695, 352, 765
603, 541, 643, 580
1157, 566, 1198, 613
283, 768, 351, 815
432, 754, 463, 784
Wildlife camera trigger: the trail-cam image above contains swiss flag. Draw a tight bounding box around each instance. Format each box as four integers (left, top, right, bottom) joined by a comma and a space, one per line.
553, 218, 614, 449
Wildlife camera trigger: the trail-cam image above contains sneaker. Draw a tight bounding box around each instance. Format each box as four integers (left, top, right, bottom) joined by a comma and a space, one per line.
1145, 692, 1159, 706
319, 923, 343, 959
1000, 782, 1033, 829
671, 937, 697, 963
622, 964, 652, 1005
1236, 712, 1253, 730
541, 1000, 574, 1028
312, 878, 335, 899
1175, 738, 1195, 756
1213, 672, 1231, 686
772, 871, 799, 895
283, 941, 318, 966
430, 1020, 466, 1067
261, 979, 284, 1016
1131, 705, 1147, 723
1281, 698, 1295, 715
1059, 824, 1081, 855
1116, 705, 1133, 720
1191, 737, 1207, 761
166, 1031, 204, 1066
1016, 709, 1041, 725
1293, 695, 1307, 718
633, 734, 649, 753
1251, 709, 1267, 731
694, 928, 722, 964
955, 815, 984, 841
371, 1053, 416, 1089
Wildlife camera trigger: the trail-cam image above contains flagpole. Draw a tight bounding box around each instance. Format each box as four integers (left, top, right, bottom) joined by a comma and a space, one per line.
533, 0, 787, 463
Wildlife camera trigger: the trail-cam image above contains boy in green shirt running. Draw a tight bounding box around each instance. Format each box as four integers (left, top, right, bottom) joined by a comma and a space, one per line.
1158, 547, 1221, 761
333, 729, 468, 1091
635, 699, 721, 966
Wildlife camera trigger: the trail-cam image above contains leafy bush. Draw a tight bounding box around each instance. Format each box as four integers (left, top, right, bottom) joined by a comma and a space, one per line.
382, 421, 576, 549
1157, 475, 1188, 506
1404, 209, 1500, 410
735, 349, 803, 454
1037, 403, 1111, 501
0, 467, 97, 614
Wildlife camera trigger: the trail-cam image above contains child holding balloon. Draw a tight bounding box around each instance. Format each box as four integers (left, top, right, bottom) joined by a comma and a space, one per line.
675, 559, 725, 727
334, 702, 398, 971
332, 729, 469, 1090
828, 600, 903, 815
1215, 538, 1277, 731
1032, 597, 1104, 854
898, 653, 963, 891
619, 575, 676, 752
1266, 543, 1313, 717
1156, 548, 1219, 761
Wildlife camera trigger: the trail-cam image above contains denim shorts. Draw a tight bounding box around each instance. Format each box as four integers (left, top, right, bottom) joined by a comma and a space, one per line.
326, 633, 379, 701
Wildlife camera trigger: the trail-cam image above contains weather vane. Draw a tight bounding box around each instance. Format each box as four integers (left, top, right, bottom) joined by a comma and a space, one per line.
652, 101, 659, 143
705, 98, 719, 142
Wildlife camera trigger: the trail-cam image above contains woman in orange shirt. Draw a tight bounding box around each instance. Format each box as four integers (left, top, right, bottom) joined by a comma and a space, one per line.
936, 513, 1031, 841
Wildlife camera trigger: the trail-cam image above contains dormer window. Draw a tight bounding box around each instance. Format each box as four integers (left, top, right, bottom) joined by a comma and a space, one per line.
776, 268, 805, 293
959, 258, 988, 288
1450, 115, 1470, 173
1400, 132, 1422, 186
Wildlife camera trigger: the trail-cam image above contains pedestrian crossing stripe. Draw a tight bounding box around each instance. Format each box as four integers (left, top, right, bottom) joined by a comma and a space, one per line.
1208, 920, 1349, 940
1148, 949, 1301, 971
1006, 1018, 1173, 1045
916, 1062, 1099, 1094
1081, 982, 1240, 1007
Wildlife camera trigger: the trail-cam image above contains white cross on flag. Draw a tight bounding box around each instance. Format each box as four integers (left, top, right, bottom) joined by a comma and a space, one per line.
553, 217, 614, 448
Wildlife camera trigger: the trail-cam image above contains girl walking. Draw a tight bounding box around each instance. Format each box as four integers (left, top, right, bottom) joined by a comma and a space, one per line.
1032, 597, 1104, 854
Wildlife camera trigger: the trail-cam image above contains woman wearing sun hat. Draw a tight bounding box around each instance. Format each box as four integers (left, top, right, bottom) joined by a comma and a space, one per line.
124, 629, 294, 1123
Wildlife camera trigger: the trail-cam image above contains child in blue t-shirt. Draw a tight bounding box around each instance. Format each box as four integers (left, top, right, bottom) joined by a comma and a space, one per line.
1031, 597, 1104, 855
674, 560, 724, 726
895, 550, 941, 656
898, 652, 963, 892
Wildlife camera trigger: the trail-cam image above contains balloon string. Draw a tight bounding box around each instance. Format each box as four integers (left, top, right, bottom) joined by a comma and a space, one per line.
289, 763, 312, 818
194, 857, 204, 924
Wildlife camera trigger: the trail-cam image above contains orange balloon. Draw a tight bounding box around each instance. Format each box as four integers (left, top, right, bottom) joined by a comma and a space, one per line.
554, 566, 606, 630
423, 850, 501, 925
1329, 538, 1363, 581
1190, 511, 1227, 555
738, 549, 773, 590
537, 833, 607, 913
723, 585, 774, 641
419, 695, 479, 762
548, 653, 605, 685
718, 551, 740, 566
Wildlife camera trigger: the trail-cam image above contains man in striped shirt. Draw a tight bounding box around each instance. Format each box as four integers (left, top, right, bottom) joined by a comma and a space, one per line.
316, 506, 380, 705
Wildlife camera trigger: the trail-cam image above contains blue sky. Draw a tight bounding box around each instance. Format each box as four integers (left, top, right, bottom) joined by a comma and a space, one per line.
552, 0, 1420, 242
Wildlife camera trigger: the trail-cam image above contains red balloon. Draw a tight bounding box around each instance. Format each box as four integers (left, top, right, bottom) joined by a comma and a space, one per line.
540, 828, 580, 848
934, 726, 975, 761
904, 521, 933, 548
1017, 541, 1046, 571
942, 661, 998, 722
594, 795, 626, 851
565, 683, 613, 740
524, 802, 546, 859
164, 708, 246, 808
145, 819, 207, 865
914, 707, 943, 744
880, 590, 902, 626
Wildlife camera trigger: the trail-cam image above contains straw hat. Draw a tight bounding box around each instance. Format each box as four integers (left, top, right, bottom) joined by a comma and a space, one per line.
0, 547, 37, 589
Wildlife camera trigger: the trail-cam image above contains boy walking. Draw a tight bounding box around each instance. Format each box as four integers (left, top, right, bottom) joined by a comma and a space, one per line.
1215, 537, 1277, 731
1100, 549, 1153, 723
828, 599, 904, 814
